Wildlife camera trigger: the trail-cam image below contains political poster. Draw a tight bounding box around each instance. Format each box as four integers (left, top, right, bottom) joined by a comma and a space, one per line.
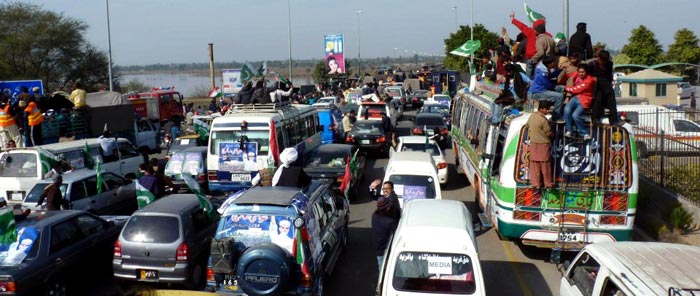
219, 142, 258, 172
324, 34, 345, 75
222, 69, 242, 96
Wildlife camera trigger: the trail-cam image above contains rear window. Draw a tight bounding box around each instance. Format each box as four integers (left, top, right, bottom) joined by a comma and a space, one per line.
306, 150, 348, 168
353, 121, 383, 134
416, 116, 445, 126
0, 153, 38, 178
388, 174, 437, 201
392, 252, 476, 294
122, 216, 180, 243
360, 105, 386, 119
217, 214, 296, 253
0, 226, 42, 265
400, 143, 441, 156
165, 152, 204, 177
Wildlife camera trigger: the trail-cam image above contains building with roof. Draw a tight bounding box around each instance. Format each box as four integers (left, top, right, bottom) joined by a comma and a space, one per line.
618, 69, 683, 106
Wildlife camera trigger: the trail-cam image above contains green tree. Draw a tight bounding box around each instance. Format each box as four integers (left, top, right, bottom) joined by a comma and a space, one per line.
612, 53, 632, 65
120, 79, 149, 93
0, 2, 109, 92
665, 28, 700, 82
621, 25, 663, 66
443, 24, 499, 72
311, 60, 352, 84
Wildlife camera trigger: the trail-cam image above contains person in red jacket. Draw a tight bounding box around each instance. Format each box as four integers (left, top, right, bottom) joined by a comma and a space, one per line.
563, 65, 597, 140
509, 11, 545, 76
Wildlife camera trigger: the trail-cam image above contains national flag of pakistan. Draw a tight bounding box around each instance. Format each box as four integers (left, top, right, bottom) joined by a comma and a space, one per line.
524, 3, 545, 23
277, 73, 290, 85
182, 174, 216, 218
0, 208, 17, 247
135, 179, 156, 209
83, 141, 94, 169
258, 61, 268, 76
208, 87, 223, 98
96, 160, 103, 194
241, 63, 256, 83
38, 147, 59, 177
450, 40, 481, 58
193, 118, 210, 140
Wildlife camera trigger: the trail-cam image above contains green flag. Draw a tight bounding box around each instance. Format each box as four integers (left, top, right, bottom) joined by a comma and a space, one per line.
277, 73, 290, 85
258, 61, 268, 76
449, 40, 481, 58
0, 208, 16, 247
182, 174, 216, 219
193, 118, 210, 141
241, 63, 256, 83
524, 3, 545, 23
96, 160, 103, 195
38, 148, 59, 177
83, 141, 94, 169
135, 179, 156, 209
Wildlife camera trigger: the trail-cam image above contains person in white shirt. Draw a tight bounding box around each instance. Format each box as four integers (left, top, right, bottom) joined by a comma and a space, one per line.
98, 130, 118, 161
270, 82, 294, 103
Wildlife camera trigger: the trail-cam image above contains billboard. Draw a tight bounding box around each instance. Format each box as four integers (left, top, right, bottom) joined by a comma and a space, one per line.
222, 69, 242, 96
0, 80, 44, 99
324, 34, 345, 75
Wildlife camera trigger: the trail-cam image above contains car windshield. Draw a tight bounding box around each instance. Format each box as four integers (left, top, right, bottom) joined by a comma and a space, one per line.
386, 89, 403, 97
400, 143, 441, 156
122, 215, 180, 244
217, 213, 296, 254
415, 116, 445, 126
0, 153, 38, 178
353, 122, 383, 134
169, 138, 198, 154
165, 152, 204, 177
392, 252, 476, 294
424, 106, 450, 115
0, 226, 42, 265
389, 174, 437, 201
306, 150, 348, 168
24, 183, 68, 203
210, 130, 270, 156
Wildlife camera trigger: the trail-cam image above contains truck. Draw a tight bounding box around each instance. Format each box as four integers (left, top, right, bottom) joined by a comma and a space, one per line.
127, 87, 185, 123
41, 91, 160, 155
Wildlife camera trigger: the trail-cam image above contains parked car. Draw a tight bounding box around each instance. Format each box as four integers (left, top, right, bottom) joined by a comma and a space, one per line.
304, 144, 366, 200
164, 146, 209, 193
391, 136, 448, 185
206, 182, 349, 295
346, 120, 391, 156
313, 96, 341, 107
113, 194, 219, 289
0, 210, 127, 296
384, 151, 442, 206
408, 89, 430, 109
678, 82, 695, 99
377, 199, 484, 295
560, 242, 700, 296
22, 170, 136, 215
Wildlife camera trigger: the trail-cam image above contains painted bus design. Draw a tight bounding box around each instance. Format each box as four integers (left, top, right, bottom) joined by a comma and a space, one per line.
451, 84, 638, 250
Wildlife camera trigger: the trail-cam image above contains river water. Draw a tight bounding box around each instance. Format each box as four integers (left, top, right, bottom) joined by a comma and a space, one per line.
120, 73, 313, 97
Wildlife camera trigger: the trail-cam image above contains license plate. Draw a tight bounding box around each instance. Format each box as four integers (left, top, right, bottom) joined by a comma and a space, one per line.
361, 139, 370, 144
222, 275, 239, 291
139, 269, 158, 280
558, 232, 579, 242
427, 130, 435, 135
231, 174, 251, 182
10, 192, 23, 201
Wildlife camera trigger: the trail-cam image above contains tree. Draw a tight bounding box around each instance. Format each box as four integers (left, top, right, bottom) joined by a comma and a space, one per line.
443, 24, 499, 72
621, 25, 663, 66
311, 59, 352, 84
120, 79, 149, 93
612, 53, 632, 65
593, 41, 607, 53
665, 28, 700, 82
0, 2, 110, 92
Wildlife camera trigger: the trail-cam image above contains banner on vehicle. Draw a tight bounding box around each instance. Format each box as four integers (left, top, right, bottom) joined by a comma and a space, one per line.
324, 34, 345, 75
222, 69, 242, 96
219, 142, 258, 172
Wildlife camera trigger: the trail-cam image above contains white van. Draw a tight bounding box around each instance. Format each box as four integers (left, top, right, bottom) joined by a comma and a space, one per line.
560, 242, 700, 296
384, 151, 442, 206
377, 199, 485, 296
0, 138, 143, 204
617, 104, 700, 157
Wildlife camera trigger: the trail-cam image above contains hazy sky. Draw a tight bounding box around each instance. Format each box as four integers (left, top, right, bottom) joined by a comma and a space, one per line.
23, 0, 699, 66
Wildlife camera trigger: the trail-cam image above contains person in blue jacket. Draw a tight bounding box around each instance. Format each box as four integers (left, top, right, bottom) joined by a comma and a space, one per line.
529, 55, 564, 120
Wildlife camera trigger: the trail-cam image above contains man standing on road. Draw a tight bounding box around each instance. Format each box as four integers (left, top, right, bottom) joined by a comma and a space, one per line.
342, 110, 355, 142
37, 175, 65, 211
527, 101, 554, 191
369, 179, 401, 221
371, 197, 398, 272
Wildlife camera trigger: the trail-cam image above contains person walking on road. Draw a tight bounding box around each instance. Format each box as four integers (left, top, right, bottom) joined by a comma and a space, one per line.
369, 179, 401, 221
527, 101, 554, 191
371, 197, 398, 272
37, 175, 65, 211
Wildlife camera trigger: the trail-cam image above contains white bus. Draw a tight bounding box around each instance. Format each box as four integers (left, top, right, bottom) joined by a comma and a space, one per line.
207, 102, 322, 193
451, 83, 638, 251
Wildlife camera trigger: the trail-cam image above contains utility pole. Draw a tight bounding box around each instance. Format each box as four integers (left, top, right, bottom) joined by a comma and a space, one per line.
287, 0, 293, 82
106, 0, 113, 91
208, 43, 215, 90
357, 10, 362, 78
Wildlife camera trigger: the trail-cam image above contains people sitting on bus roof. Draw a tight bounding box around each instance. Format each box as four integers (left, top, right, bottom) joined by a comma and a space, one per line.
564, 64, 596, 140
271, 81, 294, 103
529, 55, 564, 121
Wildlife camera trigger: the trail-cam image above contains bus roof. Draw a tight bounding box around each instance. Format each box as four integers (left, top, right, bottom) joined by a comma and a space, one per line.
211, 104, 317, 128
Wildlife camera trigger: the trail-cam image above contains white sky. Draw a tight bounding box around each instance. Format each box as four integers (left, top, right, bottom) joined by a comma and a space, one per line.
22, 0, 700, 66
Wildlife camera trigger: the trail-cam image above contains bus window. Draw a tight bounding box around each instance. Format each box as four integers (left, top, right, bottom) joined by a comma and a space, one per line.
210, 130, 270, 155
490, 127, 507, 176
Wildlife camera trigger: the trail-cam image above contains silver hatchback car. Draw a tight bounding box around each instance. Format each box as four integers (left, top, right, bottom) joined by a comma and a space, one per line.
112, 194, 218, 289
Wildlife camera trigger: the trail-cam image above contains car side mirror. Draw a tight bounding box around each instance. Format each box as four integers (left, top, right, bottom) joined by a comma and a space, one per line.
562, 260, 571, 272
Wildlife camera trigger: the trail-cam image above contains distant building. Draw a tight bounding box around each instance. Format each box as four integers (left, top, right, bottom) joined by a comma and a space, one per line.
618, 69, 682, 106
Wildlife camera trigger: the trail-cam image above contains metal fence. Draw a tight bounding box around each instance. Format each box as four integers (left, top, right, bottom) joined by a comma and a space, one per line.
631, 108, 700, 206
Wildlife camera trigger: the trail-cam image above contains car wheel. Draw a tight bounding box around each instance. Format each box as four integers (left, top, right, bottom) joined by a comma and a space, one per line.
187, 261, 206, 290
45, 277, 67, 296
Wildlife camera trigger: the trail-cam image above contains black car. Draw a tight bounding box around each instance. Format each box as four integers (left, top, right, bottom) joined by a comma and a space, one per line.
0, 211, 127, 296
304, 144, 366, 200
346, 120, 391, 156
412, 113, 449, 137
419, 103, 451, 127
409, 90, 430, 109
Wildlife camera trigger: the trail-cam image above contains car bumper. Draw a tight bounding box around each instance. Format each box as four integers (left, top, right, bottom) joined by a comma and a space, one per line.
112, 260, 190, 284
208, 181, 251, 193
438, 167, 448, 184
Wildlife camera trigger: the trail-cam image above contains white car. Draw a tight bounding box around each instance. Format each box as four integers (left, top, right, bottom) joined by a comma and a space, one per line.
390, 136, 448, 185
677, 82, 695, 99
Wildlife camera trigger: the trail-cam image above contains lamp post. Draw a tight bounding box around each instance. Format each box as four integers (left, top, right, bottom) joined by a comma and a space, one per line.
357, 10, 362, 78
287, 0, 293, 82
469, 0, 474, 64
452, 6, 458, 29
105, 0, 113, 91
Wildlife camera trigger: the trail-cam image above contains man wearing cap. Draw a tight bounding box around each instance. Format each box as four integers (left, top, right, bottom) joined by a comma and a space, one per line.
532, 22, 556, 66
24, 97, 43, 146
371, 195, 398, 271
569, 22, 594, 60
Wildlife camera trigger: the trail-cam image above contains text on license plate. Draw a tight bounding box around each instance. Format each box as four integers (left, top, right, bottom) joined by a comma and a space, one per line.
231, 174, 251, 182
558, 232, 579, 242
223, 275, 239, 291
139, 269, 158, 280
361, 139, 371, 144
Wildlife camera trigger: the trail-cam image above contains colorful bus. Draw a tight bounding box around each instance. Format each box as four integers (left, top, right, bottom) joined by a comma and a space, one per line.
206, 102, 322, 193
451, 84, 638, 250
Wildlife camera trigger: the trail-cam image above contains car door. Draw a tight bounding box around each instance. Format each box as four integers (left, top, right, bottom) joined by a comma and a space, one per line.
189, 207, 217, 260
102, 173, 135, 214
47, 219, 87, 279
82, 176, 110, 214
560, 251, 601, 296
67, 180, 92, 212
74, 213, 114, 260
318, 191, 341, 274
117, 142, 142, 177
135, 118, 157, 152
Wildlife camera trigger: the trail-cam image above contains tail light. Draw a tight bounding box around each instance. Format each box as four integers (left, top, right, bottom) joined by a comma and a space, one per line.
437, 162, 447, 169
412, 128, 423, 135
176, 242, 189, 261
208, 171, 217, 181
513, 210, 542, 221
114, 240, 122, 258
346, 136, 354, 143
440, 128, 449, 135
207, 267, 215, 282
377, 136, 387, 143
197, 174, 206, 181
603, 192, 628, 212
600, 215, 627, 225
300, 273, 313, 288
515, 188, 543, 207
0, 281, 15, 292
336, 176, 344, 183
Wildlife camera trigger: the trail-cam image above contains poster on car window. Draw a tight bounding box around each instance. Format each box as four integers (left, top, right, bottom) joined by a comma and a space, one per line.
219, 142, 258, 172
219, 214, 295, 253
182, 153, 201, 176
164, 153, 185, 176
0, 227, 39, 266
402, 185, 427, 203
324, 34, 345, 75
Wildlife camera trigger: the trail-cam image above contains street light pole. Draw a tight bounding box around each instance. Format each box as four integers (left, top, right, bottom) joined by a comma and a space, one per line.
106, 0, 113, 91
356, 10, 362, 78
287, 0, 293, 82
469, 0, 474, 64
452, 6, 458, 29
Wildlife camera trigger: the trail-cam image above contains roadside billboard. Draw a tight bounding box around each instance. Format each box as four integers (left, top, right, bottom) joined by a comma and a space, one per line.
222, 69, 242, 96
324, 34, 345, 75
0, 80, 44, 98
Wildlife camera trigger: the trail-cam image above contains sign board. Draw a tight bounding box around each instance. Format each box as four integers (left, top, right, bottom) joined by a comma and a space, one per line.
324, 34, 345, 75
222, 69, 242, 96
0, 80, 44, 99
